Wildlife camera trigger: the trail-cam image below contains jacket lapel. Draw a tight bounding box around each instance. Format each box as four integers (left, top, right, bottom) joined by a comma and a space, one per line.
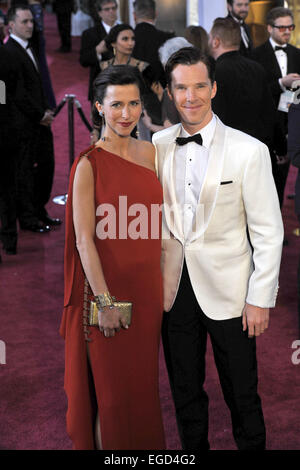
158, 118, 227, 245
159, 125, 185, 243
287, 44, 295, 74
266, 41, 283, 78
189, 117, 227, 244
8, 37, 40, 75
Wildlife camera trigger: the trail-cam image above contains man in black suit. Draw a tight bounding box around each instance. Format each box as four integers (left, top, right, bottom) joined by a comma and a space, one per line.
80, 0, 119, 102
4, 5, 61, 234
132, 0, 174, 76
251, 7, 300, 208
209, 17, 276, 151
0, 45, 19, 256
53, 0, 73, 53
227, 0, 253, 57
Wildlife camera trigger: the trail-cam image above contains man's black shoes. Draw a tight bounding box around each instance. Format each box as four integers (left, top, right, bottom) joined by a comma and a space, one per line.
20, 222, 51, 233
40, 215, 62, 226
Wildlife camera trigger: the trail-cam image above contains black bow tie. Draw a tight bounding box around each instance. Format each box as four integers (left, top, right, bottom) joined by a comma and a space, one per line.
176, 134, 203, 146
275, 46, 287, 52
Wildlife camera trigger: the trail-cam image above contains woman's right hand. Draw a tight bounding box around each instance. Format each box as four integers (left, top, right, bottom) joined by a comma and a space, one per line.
98, 305, 129, 338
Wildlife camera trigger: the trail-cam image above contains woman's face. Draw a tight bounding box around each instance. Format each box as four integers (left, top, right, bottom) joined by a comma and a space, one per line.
97, 83, 142, 138
112, 29, 135, 56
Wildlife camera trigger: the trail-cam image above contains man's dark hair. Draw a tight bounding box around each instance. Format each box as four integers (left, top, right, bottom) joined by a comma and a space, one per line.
97, 0, 117, 12
7, 4, 31, 23
133, 0, 156, 20
266, 7, 293, 25
92, 65, 145, 125
165, 47, 215, 88
211, 17, 241, 48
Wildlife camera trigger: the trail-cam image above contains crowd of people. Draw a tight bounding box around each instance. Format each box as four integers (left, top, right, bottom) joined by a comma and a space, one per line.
0, 0, 299, 451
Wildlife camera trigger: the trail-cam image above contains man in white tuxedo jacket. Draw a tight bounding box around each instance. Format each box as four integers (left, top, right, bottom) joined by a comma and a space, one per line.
153, 47, 283, 450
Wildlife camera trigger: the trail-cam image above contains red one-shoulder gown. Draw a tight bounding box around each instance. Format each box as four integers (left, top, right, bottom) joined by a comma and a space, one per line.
60, 146, 166, 450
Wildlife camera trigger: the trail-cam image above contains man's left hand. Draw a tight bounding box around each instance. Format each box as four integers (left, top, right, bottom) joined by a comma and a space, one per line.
242, 303, 269, 338
276, 154, 290, 166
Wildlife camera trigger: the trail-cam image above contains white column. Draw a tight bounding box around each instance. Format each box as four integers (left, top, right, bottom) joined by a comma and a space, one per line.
186, 0, 199, 25
128, 0, 135, 27
187, 0, 228, 31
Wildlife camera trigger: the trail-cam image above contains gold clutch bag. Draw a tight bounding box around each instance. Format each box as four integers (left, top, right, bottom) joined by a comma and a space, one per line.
88, 298, 132, 327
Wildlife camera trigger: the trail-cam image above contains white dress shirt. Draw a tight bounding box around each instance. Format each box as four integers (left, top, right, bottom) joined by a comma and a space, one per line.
230, 15, 249, 49
10, 33, 38, 70
240, 25, 249, 48
269, 37, 287, 91
174, 114, 216, 238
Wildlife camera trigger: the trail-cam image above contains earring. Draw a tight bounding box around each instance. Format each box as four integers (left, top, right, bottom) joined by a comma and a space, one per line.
99, 110, 104, 117
113, 47, 116, 56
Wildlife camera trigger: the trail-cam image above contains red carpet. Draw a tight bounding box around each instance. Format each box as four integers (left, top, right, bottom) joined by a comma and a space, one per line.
0, 13, 299, 450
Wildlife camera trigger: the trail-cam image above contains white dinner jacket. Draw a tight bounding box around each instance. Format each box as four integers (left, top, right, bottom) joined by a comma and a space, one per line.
153, 116, 284, 320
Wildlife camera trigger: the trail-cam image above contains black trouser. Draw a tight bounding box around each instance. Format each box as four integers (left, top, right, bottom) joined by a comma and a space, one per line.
162, 261, 266, 451
56, 10, 71, 50
271, 110, 290, 209
271, 154, 290, 209
0, 127, 18, 250
17, 125, 55, 226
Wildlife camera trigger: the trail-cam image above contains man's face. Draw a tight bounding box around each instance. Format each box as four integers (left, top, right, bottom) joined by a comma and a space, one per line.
267, 15, 294, 45
228, 1, 249, 21
168, 61, 217, 134
98, 1, 118, 26
9, 9, 34, 41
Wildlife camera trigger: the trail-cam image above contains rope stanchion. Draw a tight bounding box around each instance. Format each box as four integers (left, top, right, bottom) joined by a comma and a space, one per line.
52, 93, 93, 205
75, 99, 93, 132
53, 97, 67, 117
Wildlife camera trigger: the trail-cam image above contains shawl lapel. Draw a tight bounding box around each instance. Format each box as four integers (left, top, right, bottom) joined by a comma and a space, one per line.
189, 116, 227, 244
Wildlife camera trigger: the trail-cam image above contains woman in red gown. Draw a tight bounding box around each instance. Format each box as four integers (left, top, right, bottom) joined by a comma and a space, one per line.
60, 66, 166, 450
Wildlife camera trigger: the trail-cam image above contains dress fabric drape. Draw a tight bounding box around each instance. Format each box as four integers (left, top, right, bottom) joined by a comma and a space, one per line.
60, 146, 166, 450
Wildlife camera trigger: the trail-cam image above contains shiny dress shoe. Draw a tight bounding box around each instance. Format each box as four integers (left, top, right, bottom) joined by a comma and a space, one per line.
40, 215, 62, 226
20, 222, 51, 233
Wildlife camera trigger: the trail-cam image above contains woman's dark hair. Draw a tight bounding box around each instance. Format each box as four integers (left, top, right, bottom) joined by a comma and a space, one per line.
184, 26, 209, 55
104, 23, 135, 49
165, 47, 215, 89
92, 65, 145, 126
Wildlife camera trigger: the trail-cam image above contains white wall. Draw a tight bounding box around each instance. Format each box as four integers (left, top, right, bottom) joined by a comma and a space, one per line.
128, 0, 228, 32
187, 0, 228, 31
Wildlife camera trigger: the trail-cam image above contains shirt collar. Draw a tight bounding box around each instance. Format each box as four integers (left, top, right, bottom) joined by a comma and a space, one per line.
139, 20, 156, 26
269, 37, 287, 50
180, 114, 216, 149
229, 13, 244, 26
10, 33, 28, 49
102, 20, 119, 33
